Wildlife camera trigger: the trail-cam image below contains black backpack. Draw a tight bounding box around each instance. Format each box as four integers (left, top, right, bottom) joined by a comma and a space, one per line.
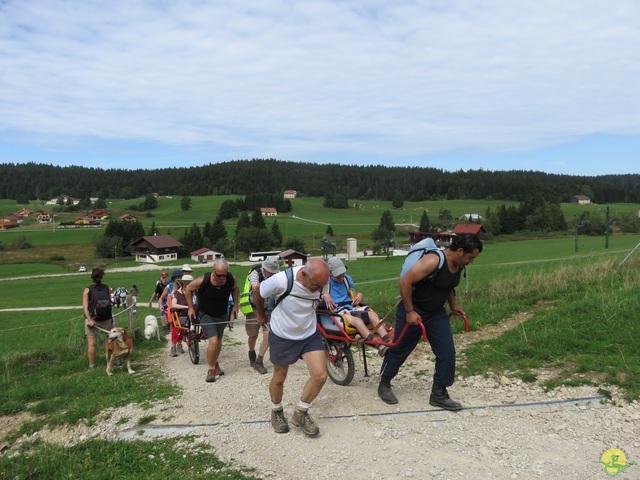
88, 283, 112, 321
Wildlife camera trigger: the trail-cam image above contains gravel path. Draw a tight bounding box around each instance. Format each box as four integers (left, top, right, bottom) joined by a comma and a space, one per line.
31, 316, 640, 479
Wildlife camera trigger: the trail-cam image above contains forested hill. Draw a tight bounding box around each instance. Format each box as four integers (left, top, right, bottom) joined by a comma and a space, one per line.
1, 160, 639, 203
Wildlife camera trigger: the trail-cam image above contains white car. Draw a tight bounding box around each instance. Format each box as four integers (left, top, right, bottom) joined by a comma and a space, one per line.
78, 266, 87, 272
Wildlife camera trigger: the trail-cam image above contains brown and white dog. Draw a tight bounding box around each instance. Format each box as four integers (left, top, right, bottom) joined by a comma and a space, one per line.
105, 327, 135, 375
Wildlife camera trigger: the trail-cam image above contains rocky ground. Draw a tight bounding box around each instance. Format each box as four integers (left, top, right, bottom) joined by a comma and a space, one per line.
6, 316, 640, 480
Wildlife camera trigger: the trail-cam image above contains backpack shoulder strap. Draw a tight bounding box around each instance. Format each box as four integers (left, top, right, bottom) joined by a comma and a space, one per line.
274, 268, 295, 308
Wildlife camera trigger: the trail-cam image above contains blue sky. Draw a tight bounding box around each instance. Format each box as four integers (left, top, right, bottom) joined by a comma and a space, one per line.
1, 1, 639, 176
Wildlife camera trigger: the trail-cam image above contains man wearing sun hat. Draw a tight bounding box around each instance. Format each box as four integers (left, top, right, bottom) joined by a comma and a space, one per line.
239, 255, 281, 374
149, 271, 170, 332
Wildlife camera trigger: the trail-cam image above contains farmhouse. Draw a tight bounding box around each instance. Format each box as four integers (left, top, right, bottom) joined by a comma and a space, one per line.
452, 224, 487, 238
190, 248, 224, 263
86, 209, 110, 220
283, 190, 297, 199
130, 235, 183, 263
36, 209, 56, 223
46, 194, 80, 206
570, 195, 591, 205
0, 217, 19, 230
408, 231, 454, 247
119, 213, 138, 222
260, 207, 277, 216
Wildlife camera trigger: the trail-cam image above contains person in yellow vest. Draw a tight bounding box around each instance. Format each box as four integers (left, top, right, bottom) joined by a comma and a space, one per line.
239, 256, 280, 374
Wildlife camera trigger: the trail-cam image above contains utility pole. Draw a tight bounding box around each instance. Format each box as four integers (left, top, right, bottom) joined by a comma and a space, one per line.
605, 206, 610, 249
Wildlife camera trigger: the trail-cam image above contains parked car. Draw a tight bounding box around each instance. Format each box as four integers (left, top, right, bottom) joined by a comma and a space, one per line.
78, 265, 87, 272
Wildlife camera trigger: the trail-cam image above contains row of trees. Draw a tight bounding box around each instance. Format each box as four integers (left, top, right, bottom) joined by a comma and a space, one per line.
3, 160, 639, 204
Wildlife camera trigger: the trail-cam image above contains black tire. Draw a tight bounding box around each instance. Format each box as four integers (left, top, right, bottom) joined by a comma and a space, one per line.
324, 339, 355, 386
189, 333, 200, 365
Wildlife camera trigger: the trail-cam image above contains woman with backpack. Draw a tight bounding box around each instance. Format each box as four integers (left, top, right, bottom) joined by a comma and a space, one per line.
82, 267, 114, 370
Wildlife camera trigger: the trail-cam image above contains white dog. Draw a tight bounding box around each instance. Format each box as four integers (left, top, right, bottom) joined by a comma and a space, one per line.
144, 315, 160, 340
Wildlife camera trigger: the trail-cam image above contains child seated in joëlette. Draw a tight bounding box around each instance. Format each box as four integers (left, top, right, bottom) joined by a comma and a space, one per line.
323, 257, 390, 356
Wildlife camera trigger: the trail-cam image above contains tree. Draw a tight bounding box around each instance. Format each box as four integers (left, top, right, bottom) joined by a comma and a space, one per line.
271, 219, 283, 246
181, 196, 192, 211
234, 226, 275, 253
418, 210, 430, 232
251, 209, 266, 229
371, 210, 395, 257
326, 225, 334, 236
141, 193, 158, 210
378, 210, 395, 232
323, 192, 335, 208
94, 198, 107, 209
392, 192, 404, 209
284, 237, 306, 254
333, 194, 349, 209
219, 199, 239, 219
210, 215, 228, 243
235, 212, 251, 235
148, 221, 158, 236
180, 223, 204, 253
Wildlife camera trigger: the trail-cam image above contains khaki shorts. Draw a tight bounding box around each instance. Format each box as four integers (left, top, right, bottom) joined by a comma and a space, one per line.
244, 313, 269, 337
85, 318, 114, 336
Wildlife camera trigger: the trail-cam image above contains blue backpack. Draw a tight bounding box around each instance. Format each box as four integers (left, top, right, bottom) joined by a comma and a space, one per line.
400, 237, 446, 280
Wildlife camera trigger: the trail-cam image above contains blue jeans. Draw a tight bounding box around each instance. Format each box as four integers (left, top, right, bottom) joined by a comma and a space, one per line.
380, 303, 456, 387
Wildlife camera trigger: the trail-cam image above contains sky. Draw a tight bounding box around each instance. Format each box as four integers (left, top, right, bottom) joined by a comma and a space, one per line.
1, 1, 639, 176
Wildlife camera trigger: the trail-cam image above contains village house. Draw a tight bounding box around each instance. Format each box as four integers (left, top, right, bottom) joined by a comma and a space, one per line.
36, 209, 56, 223
130, 235, 183, 263
260, 207, 277, 216
190, 248, 224, 263
283, 190, 297, 199
46, 194, 80, 206
86, 209, 110, 220
119, 213, 138, 222
570, 195, 591, 205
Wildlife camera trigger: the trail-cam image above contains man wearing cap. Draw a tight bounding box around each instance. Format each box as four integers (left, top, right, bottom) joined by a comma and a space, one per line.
239, 256, 280, 374
149, 271, 170, 332
186, 258, 239, 383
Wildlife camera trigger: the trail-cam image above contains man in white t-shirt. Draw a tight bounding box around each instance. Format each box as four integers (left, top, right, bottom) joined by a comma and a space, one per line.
258, 258, 329, 437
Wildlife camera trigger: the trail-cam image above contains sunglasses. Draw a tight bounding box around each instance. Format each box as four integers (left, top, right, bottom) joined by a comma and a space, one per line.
213, 272, 227, 279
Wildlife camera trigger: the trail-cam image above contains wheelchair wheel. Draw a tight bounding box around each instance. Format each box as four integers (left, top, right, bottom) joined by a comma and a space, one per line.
188, 332, 200, 365
323, 339, 355, 386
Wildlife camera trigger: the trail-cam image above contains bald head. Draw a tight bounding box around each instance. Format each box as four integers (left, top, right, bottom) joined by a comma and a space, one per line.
303, 258, 329, 291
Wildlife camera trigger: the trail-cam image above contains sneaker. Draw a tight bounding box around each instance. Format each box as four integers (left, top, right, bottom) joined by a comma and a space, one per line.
88, 364, 96, 370
206, 368, 217, 383
271, 408, 290, 434
176, 343, 185, 354
215, 362, 224, 376
291, 407, 319, 437
170, 346, 177, 357
378, 345, 389, 357
253, 362, 267, 375
114, 356, 123, 367
248, 350, 257, 367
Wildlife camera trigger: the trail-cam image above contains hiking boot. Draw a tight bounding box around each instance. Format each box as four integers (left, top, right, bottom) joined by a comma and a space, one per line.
291, 407, 319, 437
378, 377, 398, 404
248, 350, 257, 367
176, 343, 185, 354
253, 361, 267, 375
271, 408, 290, 434
205, 368, 217, 383
378, 345, 389, 357
215, 362, 224, 376
170, 346, 177, 357
429, 385, 463, 411
114, 356, 123, 366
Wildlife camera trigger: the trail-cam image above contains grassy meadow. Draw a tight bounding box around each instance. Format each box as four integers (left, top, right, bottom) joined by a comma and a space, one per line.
2, 195, 640, 479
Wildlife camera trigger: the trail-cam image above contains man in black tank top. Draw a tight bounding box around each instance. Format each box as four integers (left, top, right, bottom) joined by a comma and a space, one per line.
379, 234, 483, 410
186, 258, 239, 383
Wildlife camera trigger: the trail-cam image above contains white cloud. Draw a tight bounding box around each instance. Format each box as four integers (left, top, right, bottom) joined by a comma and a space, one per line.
0, 0, 639, 171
